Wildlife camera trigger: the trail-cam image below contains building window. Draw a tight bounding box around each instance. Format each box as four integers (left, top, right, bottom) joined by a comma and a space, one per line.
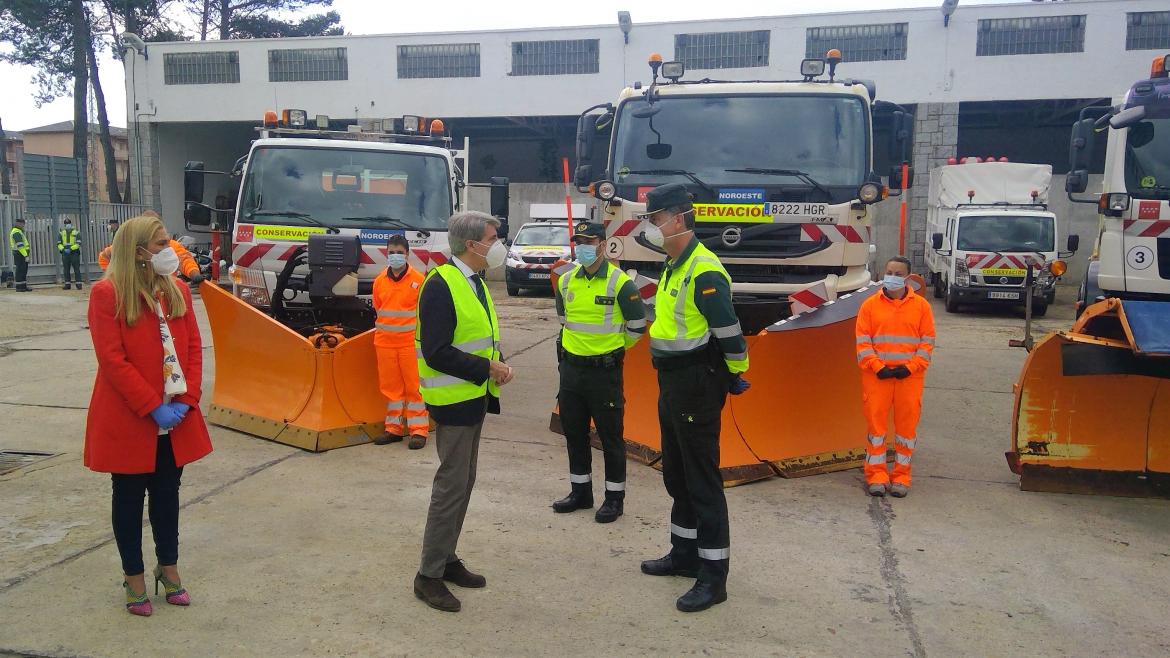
805, 23, 908, 62
511, 39, 599, 76
163, 51, 240, 85
674, 30, 769, 70
397, 43, 480, 79
1127, 11, 1170, 51
268, 47, 348, 82
976, 15, 1085, 56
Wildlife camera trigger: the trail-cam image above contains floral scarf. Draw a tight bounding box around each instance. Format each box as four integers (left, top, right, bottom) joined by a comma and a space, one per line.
157, 300, 188, 398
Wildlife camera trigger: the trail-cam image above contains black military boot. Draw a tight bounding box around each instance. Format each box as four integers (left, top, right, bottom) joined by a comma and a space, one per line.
595, 497, 623, 523
640, 553, 699, 578
676, 579, 728, 613
373, 431, 403, 445
413, 573, 460, 612
552, 482, 593, 513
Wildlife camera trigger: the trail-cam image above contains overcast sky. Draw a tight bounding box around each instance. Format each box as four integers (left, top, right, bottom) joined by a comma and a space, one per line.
1, 0, 1025, 132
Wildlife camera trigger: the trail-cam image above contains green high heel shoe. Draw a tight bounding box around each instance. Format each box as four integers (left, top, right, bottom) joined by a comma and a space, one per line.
123, 580, 153, 616
153, 566, 191, 606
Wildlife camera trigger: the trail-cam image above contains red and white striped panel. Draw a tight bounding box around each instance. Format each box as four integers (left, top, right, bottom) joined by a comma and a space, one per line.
788, 282, 831, 315
1123, 220, 1170, 239
799, 224, 866, 243
605, 219, 644, 238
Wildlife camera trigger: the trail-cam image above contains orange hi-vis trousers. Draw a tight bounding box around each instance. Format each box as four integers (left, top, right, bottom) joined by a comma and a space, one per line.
376, 343, 428, 437
861, 372, 924, 486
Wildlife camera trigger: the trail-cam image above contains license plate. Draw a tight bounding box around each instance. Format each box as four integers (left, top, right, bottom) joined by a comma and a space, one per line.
988, 291, 1020, 300
765, 202, 835, 223
528, 273, 550, 280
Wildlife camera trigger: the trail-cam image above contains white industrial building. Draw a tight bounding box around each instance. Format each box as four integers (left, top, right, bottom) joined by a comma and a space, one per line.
121, 0, 1170, 276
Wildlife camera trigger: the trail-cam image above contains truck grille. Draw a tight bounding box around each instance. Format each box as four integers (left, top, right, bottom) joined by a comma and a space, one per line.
978, 275, 1025, 286
694, 224, 821, 259
722, 264, 847, 285
522, 256, 558, 264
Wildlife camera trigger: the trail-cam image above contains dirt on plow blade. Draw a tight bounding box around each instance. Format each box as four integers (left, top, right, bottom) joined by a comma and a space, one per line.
1009, 298, 1170, 497
551, 282, 889, 487
201, 282, 384, 451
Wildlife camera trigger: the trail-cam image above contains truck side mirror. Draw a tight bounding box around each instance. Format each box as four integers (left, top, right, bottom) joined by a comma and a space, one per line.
931, 232, 943, 250
576, 114, 600, 164
1067, 234, 1080, 253
183, 161, 211, 227
184, 161, 206, 204
890, 165, 914, 190
889, 110, 913, 163
574, 164, 594, 190
1068, 118, 1095, 174
489, 176, 510, 239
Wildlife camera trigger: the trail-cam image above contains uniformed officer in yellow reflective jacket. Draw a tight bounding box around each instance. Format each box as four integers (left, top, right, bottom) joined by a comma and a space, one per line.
636, 183, 750, 613
552, 221, 647, 523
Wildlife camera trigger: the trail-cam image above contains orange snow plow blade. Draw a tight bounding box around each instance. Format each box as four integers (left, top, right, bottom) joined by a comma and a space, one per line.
201, 282, 383, 451
549, 280, 883, 487
1008, 299, 1170, 497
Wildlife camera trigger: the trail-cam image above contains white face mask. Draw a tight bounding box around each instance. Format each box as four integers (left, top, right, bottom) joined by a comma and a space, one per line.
387, 253, 408, 270
642, 213, 692, 248
474, 240, 507, 269
147, 246, 180, 276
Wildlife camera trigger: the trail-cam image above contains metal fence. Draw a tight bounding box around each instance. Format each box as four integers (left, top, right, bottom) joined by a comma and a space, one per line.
1, 198, 148, 285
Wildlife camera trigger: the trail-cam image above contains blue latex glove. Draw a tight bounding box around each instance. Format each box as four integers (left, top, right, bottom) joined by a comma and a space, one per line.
729, 374, 751, 395
168, 402, 190, 420
150, 404, 185, 430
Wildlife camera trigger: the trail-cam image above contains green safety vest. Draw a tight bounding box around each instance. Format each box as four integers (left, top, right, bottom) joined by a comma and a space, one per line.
9, 227, 28, 257
415, 263, 501, 406
558, 261, 633, 356
650, 241, 747, 371
58, 228, 79, 252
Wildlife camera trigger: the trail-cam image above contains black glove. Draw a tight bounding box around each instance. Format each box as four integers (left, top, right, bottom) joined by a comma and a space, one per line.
892, 365, 911, 379
188, 272, 205, 284
729, 374, 750, 395
876, 366, 897, 380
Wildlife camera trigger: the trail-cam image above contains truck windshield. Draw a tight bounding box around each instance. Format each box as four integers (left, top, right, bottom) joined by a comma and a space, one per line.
1125, 116, 1170, 200
240, 146, 453, 229
957, 215, 1054, 252
514, 225, 569, 245
611, 94, 868, 190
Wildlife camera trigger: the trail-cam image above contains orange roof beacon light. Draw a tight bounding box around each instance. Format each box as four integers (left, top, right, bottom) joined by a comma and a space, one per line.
1048, 259, 1067, 277
1151, 54, 1167, 79
825, 48, 843, 80
429, 119, 445, 136
263, 110, 278, 128
648, 52, 663, 81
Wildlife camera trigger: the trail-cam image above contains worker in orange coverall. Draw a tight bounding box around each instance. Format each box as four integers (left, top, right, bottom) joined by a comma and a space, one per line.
372, 234, 429, 449
855, 256, 936, 498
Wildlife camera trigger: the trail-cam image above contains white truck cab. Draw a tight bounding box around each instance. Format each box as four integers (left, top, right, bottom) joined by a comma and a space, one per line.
927, 162, 1076, 315
181, 112, 509, 313
1067, 55, 1170, 310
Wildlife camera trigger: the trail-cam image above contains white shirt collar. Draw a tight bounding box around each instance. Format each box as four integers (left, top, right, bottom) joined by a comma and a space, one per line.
451, 255, 477, 279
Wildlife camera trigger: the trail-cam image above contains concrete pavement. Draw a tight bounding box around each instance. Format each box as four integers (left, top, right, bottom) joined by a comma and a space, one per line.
0, 283, 1168, 657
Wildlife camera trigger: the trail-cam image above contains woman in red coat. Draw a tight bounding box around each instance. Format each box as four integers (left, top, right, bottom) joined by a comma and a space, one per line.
85, 214, 212, 616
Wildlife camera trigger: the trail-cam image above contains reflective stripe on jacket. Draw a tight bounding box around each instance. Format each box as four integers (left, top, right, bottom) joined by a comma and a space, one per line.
373, 265, 425, 347
415, 263, 501, 406
855, 287, 936, 375
649, 240, 748, 373
557, 261, 640, 355
58, 228, 80, 252
9, 227, 29, 257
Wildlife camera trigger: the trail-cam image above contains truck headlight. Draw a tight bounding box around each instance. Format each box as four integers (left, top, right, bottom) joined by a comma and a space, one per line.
857, 182, 883, 204
596, 180, 617, 201
954, 260, 970, 287
238, 285, 270, 307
